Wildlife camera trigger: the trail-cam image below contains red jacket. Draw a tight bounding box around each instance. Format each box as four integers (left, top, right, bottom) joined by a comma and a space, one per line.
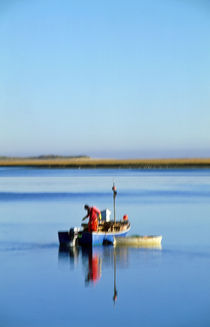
87, 206, 101, 232
89, 206, 100, 222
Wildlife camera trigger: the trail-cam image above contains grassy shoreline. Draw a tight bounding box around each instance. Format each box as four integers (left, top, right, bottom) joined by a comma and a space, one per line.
0, 157, 210, 168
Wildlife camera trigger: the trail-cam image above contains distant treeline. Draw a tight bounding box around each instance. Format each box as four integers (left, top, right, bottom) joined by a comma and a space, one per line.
0, 155, 90, 160
0, 157, 210, 168
30, 155, 90, 159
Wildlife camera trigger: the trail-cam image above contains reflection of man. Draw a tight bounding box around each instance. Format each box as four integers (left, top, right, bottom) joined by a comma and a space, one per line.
82, 205, 101, 232
86, 254, 101, 284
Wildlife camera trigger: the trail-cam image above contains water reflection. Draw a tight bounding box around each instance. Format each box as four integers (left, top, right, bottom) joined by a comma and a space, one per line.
85, 250, 102, 284
113, 248, 117, 304
58, 245, 162, 304
58, 245, 129, 268
59, 245, 132, 304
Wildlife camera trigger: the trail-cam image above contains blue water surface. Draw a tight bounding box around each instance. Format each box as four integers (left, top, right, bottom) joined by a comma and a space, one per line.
0, 168, 210, 327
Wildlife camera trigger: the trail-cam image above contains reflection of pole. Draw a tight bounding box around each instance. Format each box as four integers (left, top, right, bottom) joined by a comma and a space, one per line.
112, 183, 117, 224
113, 247, 117, 303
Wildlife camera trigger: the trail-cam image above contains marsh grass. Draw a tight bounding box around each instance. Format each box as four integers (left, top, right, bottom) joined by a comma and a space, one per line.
0, 157, 210, 168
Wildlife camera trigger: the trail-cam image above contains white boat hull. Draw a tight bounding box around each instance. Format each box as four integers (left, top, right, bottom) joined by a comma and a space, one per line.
115, 235, 162, 248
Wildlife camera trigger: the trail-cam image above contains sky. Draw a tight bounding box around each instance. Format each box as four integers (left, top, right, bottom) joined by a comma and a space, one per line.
0, 0, 210, 158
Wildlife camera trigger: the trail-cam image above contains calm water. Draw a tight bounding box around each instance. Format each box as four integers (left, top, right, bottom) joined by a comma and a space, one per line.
0, 168, 210, 327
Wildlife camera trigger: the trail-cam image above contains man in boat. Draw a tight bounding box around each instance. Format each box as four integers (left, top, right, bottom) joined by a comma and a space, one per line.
82, 205, 101, 232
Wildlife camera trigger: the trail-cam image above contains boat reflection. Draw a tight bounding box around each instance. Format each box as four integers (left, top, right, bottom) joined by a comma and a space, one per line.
58, 245, 129, 302
58, 244, 161, 268
58, 246, 129, 273
58, 245, 161, 302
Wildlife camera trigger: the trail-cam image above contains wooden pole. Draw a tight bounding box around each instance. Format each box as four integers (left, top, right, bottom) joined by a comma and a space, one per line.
114, 193, 116, 224
112, 183, 117, 224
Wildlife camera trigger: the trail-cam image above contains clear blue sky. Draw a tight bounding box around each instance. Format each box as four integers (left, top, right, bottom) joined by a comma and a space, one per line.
0, 0, 210, 158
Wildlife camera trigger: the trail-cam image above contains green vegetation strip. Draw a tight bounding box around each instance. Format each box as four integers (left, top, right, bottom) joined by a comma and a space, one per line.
0, 158, 210, 168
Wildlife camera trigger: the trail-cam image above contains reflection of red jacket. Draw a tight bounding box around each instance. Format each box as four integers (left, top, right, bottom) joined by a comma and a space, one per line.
88, 207, 100, 232
88, 255, 101, 283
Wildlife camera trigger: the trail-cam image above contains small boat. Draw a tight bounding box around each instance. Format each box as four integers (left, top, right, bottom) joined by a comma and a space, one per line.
58, 183, 130, 248
58, 220, 131, 248
58, 184, 162, 248
115, 235, 162, 248
79, 220, 130, 246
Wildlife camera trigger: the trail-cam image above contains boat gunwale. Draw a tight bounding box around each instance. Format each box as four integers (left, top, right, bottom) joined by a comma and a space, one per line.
128, 235, 162, 240
85, 225, 131, 236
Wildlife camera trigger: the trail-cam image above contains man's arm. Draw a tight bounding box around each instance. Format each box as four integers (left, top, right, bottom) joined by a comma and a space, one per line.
82, 211, 90, 221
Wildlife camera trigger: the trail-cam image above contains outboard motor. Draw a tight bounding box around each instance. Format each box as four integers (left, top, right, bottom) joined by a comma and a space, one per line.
58, 227, 83, 248
69, 227, 83, 247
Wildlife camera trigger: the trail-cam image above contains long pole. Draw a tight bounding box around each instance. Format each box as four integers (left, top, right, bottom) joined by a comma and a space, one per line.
112, 183, 117, 224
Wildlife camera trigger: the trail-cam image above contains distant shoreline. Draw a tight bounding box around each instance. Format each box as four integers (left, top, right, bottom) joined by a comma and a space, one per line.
0, 157, 210, 168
